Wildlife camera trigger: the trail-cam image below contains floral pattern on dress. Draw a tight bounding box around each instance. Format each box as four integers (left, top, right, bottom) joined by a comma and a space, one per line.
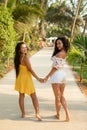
51, 56, 65, 69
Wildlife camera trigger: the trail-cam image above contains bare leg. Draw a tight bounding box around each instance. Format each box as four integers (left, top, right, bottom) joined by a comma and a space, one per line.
19, 93, 26, 118
60, 84, 70, 121
52, 84, 61, 119
30, 93, 42, 121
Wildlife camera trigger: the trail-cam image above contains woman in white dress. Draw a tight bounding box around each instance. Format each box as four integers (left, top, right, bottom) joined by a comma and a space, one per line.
44, 36, 70, 121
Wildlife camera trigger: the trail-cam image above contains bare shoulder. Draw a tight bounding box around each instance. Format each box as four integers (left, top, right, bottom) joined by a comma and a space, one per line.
23, 55, 30, 64
56, 51, 66, 59
24, 55, 29, 60
23, 55, 31, 67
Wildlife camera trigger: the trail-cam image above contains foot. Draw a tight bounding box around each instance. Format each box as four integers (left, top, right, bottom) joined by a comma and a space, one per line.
21, 112, 28, 118
66, 116, 70, 122
36, 113, 42, 121
54, 114, 60, 119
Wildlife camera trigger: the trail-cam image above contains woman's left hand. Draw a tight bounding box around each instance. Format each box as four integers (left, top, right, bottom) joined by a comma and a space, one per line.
38, 78, 44, 83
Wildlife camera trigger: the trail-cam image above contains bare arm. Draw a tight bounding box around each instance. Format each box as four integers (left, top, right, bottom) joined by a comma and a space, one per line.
44, 67, 57, 81
44, 51, 66, 82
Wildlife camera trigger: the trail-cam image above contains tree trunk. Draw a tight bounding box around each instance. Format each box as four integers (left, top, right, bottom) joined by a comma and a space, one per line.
40, 0, 48, 38
70, 0, 82, 42
40, 19, 46, 38
22, 32, 26, 42
4, 0, 8, 7
82, 20, 87, 35
16, 0, 19, 5
80, 63, 83, 82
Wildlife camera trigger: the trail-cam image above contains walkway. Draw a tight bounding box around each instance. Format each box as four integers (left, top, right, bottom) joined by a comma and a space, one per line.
0, 47, 87, 130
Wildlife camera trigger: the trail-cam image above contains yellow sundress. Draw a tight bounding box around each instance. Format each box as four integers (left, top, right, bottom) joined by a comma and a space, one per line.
15, 64, 35, 95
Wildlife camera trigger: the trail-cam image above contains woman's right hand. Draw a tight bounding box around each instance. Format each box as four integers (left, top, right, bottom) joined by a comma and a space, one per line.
43, 76, 49, 83
38, 78, 44, 83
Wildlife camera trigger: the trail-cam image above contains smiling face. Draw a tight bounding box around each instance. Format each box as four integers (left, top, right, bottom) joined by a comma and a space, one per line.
56, 39, 64, 50
20, 44, 28, 54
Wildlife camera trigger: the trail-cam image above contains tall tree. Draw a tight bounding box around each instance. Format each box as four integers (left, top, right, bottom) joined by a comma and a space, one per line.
70, 0, 82, 41
4, 0, 8, 7
82, 14, 87, 35
16, 0, 19, 5
12, 1, 44, 42
40, 0, 48, 38
45, 1, 73, 36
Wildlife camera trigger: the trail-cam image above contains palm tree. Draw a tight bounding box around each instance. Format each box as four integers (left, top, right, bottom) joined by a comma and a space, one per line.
72, 34, 87, 81
73, 34, 87, 63
12, 1, 44, 42
45, 1, 73, 36
70, 0, 83, 41
82, 14, 87, 35
39, 0, 48, 38
16, 0, 19, 5
5, 0, 8, 7
46, 0, 87, 38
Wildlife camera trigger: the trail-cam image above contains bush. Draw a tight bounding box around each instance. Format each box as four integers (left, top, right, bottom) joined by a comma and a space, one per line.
0, 5, 15, 60
0, 5, 15, 73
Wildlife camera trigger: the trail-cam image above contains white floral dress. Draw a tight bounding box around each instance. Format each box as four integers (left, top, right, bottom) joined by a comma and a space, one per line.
50, 56, 66, 84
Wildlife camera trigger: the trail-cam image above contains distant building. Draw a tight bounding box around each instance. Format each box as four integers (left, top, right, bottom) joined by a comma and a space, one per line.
47, 37, 57, 47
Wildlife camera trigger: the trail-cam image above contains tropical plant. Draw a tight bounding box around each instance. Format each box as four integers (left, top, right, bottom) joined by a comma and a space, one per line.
12, 3, 43, 43
70, 0, 82, 41
67, 45, 83, 64
45, 1, 75, 37
45, 0, 87, 38
46, 25, 71, 37
67, 45, 83, 82
82, 14, 87, 35
72, 34, 87, 63
0, 5, 15, 73
45, 1, 72, 26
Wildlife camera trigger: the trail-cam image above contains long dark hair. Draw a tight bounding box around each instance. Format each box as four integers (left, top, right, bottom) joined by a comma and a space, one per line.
52, 36, 70, 57
14, 42, 25, 77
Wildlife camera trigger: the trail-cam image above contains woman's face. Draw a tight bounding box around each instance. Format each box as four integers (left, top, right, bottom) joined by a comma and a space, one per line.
20, 44, 28, 54
56, 40, 64, 50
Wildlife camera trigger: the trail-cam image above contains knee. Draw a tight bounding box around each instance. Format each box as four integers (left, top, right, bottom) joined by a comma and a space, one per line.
55, 95, 61, 102
60, 95, 65, 103
31, 93, 37, 100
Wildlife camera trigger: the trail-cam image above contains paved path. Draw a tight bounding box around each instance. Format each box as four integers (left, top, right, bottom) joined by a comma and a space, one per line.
0, 47, 87, 130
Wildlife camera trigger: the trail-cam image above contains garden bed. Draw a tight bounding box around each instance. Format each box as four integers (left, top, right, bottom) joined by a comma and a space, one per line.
73, 71, 87, 97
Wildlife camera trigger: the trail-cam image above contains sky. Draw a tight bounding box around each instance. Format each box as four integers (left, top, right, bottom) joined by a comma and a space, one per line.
48, 0, 78, 6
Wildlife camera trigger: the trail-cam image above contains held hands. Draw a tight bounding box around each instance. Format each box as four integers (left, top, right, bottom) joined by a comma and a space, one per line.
38, 76, 49, 83
43, 76, 48, 83
38, 78, 44, 83
40, 76, 49, 83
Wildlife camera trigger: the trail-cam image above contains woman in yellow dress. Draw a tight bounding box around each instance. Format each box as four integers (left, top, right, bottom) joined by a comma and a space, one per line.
14, 42, 42, 121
